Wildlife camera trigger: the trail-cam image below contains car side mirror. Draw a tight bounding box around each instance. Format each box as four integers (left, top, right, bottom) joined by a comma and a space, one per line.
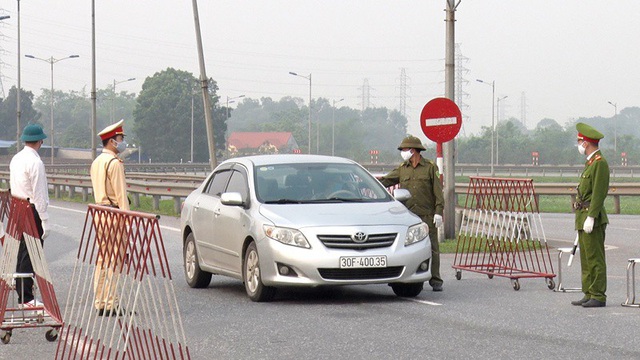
221, 192, 245, 207
393, 188, 411, 202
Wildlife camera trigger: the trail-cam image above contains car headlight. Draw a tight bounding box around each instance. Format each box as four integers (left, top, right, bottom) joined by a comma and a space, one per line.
264, 225, 311, 249
405, 222, 429, 246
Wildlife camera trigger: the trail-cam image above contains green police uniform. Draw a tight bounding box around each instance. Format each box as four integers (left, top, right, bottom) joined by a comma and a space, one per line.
574, 123, 609, 304
380, 136, 445, 288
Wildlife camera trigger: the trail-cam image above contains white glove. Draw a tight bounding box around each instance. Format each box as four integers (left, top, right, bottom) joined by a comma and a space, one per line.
583, 216, 594, 234
434, 214, 443, 228
41, 219, 50, 240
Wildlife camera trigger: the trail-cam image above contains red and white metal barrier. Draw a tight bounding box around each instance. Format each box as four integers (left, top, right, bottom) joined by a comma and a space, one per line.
0, 189, 10, 244
453, 177, 556, 290
0, 195, 63, 344
56, 204, 190, 359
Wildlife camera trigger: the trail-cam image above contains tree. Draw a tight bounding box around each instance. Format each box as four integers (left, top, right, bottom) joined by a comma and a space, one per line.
0, 86, 41, 140
133, 68, 225, 162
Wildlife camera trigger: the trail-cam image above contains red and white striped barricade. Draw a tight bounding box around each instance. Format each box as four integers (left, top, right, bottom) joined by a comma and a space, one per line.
0, 189, 11, 245
453, 177, 556, 291
0, 196, 63, 344
56, 204, 190, 359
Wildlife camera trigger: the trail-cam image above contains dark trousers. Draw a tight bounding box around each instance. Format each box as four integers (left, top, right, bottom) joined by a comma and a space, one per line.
16, 206, 44, 304
419, 214, 442, 287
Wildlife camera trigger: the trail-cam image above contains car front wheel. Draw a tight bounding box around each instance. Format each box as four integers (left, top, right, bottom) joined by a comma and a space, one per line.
184, 232, 212, 288
243, 242, 276, 302
390, 282, 424, 297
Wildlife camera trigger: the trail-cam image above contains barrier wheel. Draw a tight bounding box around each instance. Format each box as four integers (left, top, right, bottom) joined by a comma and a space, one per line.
487, 274, 494, 279
455, 270, 462, 280
45, 329, 58, 342
511, 279, 520, 291
546, 278, 556, 290
1, 331, 10, 344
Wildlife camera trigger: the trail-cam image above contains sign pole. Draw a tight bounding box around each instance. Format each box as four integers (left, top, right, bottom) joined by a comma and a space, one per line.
436, 142, 444, 184
419, 97, 462, 243
443, 0, 460, 240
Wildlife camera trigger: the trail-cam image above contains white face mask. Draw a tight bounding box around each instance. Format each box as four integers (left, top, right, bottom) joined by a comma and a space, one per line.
578, 142, 586, 155
401, 150, 413, 161
114, 139, 127, 153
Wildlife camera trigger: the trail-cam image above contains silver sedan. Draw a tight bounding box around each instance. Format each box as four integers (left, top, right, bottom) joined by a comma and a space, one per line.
180, 154, 431, 302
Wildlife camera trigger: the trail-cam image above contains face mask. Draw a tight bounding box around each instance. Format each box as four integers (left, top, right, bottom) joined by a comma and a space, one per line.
114, 139, 127, 153
578, 142, 586, 155
401, 150, 413, 161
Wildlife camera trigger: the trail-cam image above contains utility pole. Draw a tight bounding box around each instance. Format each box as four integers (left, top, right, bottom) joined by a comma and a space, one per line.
191, 0, 217, 170
91, 0, 97, 159
443, 0, 461, 240
16, 0, 22, 153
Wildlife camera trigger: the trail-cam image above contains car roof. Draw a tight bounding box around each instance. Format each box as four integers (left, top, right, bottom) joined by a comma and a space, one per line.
220, 154, 358, 168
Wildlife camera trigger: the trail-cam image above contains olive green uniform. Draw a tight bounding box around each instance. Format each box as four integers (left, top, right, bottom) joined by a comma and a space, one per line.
380, 157, 445, 287
574, 150, 609, 302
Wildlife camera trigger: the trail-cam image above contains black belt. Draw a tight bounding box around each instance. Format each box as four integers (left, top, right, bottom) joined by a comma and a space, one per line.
573, 201, 590, 210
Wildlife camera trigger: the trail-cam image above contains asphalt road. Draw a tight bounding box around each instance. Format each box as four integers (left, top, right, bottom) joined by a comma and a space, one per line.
1, 200, 639, 360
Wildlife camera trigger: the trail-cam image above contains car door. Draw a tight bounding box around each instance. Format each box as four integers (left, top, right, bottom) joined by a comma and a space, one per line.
213, 167, 251, 274
191, 168, 232, 269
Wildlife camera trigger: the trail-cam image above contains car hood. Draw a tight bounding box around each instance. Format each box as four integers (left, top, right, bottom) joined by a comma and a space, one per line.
258, 202, 421, 228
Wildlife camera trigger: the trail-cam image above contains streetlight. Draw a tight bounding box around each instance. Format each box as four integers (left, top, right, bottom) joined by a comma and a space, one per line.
226, 94, 245, 122
496, 95, 508, 166
289, 71, 312, 154
332, 98, 344, 156
112, 77, 135, 121
25, 54, 79, 165
607, 101, 617, 154
477, 79, 495, 175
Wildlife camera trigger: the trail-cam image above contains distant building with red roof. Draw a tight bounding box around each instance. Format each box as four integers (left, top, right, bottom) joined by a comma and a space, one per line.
227, 132, 299, 155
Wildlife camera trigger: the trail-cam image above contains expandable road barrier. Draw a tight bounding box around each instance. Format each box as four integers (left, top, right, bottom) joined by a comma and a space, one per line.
0, 195, 63, 344
622, 258, 640, 308
56, 204, 190, 359
453, 177, 556, 291
0, 189, 10, 243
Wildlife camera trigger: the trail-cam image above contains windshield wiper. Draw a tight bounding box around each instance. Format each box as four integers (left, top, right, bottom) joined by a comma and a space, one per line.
302, 197, 365, 203
264, 199, 303, 204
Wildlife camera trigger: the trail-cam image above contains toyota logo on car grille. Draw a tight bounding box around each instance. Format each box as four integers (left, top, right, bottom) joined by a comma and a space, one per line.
352, 232, 368, 243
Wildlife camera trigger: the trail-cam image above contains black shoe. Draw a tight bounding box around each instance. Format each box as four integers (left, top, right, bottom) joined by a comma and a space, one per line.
571, 297, 589, 306
97, 307, 129, 317
582, 299, 606, 308
431, 283, 443, 292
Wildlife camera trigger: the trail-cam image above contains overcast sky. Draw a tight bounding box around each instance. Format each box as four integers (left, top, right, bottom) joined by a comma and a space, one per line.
0, 1, 638, 140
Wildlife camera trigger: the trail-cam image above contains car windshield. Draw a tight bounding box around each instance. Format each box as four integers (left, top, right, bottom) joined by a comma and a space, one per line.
254, 162, 392, 203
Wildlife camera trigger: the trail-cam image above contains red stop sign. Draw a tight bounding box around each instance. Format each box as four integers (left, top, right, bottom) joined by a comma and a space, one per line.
420, 97, 462, 143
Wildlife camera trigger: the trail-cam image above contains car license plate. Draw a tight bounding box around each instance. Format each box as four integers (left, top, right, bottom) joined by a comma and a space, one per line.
339, 256, 387, 269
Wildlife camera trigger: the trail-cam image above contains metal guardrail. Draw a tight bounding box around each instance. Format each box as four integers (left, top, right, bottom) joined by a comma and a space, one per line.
1, 162, 639, 178
0, 169, 637, 215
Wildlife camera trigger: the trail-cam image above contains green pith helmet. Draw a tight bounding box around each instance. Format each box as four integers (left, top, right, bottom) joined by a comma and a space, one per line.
576, 122, 604, 143
397, 135, 426, 151
20, 123, 47, 142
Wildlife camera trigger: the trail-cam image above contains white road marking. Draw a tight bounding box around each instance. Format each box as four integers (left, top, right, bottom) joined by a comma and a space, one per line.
50, 204, 86, 214
161, 225, 180, 232
403, 298, 443, 306
50, 204, 182, 233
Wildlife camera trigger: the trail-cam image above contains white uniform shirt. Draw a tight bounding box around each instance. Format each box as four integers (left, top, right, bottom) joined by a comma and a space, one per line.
9, 146, 50, 222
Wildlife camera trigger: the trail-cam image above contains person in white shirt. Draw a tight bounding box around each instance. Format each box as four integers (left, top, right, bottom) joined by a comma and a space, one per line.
9, 123, 49, 307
